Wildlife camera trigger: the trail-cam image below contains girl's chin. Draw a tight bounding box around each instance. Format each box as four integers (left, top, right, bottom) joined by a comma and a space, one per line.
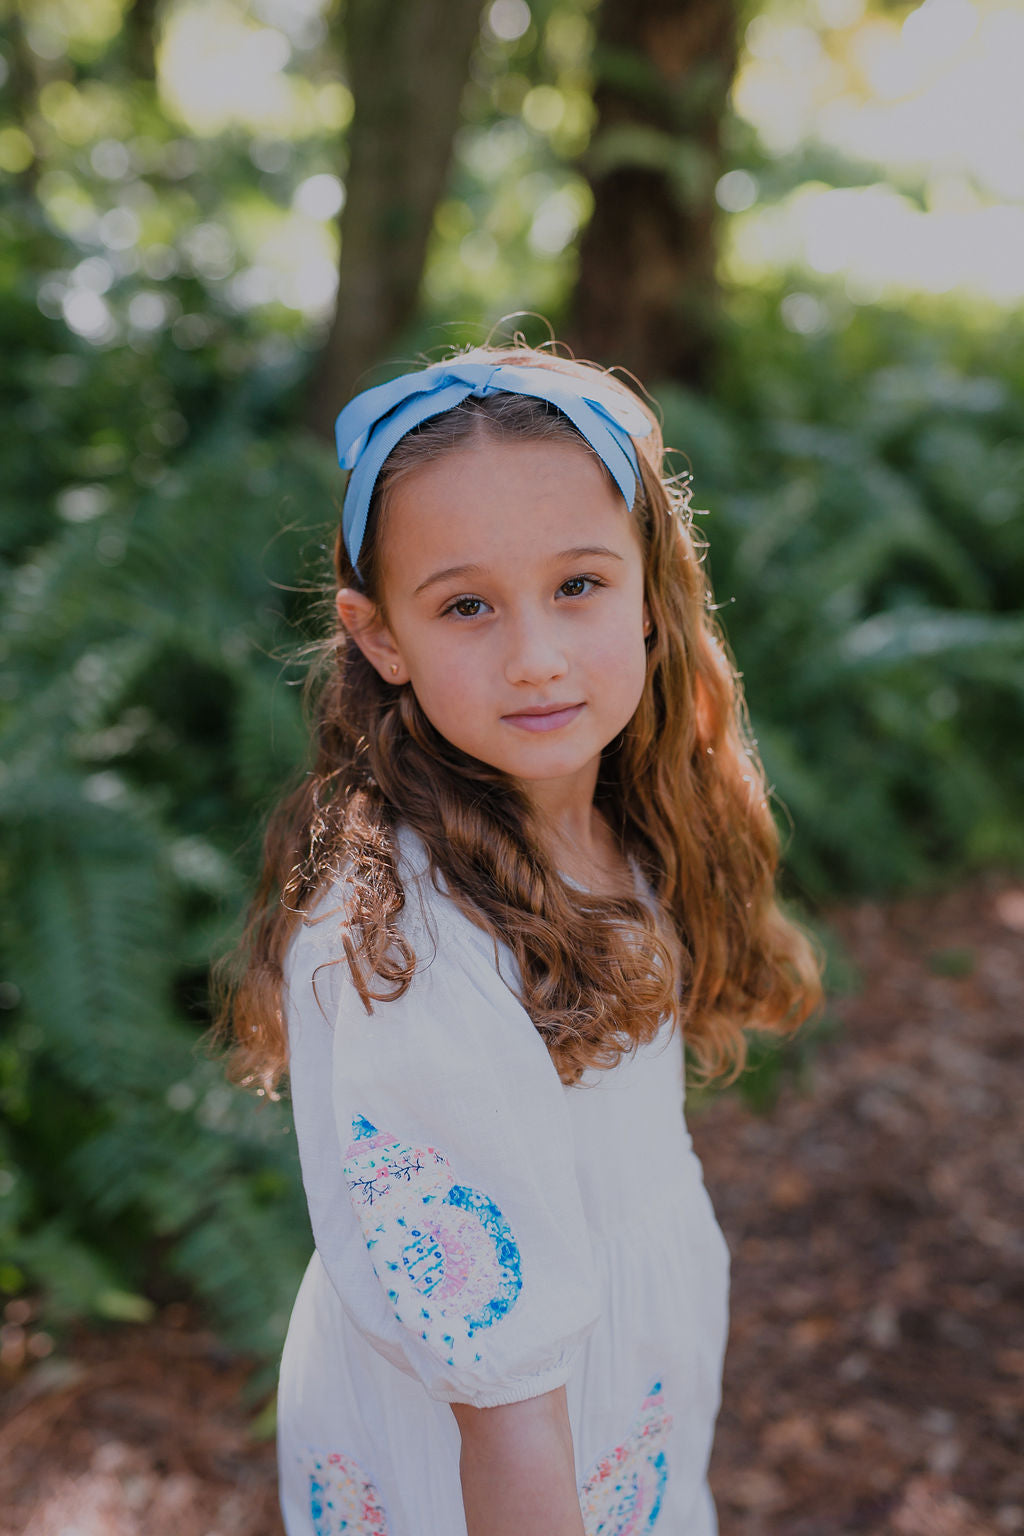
505, 753, 606, 788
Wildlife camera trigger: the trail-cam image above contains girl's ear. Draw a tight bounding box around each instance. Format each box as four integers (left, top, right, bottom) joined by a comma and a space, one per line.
335, 588, 409, 685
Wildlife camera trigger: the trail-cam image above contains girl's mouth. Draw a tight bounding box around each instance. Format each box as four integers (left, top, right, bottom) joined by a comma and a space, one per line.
501, 703, 585, 733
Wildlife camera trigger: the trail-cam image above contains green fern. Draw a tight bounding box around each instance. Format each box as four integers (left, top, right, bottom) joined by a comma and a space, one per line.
0, 426, 336, 1355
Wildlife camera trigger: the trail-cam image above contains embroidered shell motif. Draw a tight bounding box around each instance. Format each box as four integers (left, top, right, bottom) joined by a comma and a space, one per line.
304, 1450, 390, 1536
343, 1116, 523, 1367
578, 1381, 673, 1536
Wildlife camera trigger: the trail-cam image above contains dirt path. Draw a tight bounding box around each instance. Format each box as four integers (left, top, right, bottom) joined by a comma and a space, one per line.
2, 877, 1021, 1535
700, 877, 1024, 1536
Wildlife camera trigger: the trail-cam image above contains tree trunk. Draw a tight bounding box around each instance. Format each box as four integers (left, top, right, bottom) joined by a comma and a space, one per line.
123, 0, 161, 81
307, 0, 485, 438
568, 0, 738, 388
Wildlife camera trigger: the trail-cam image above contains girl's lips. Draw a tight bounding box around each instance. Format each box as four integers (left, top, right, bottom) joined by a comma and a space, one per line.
501, 703, 585, 733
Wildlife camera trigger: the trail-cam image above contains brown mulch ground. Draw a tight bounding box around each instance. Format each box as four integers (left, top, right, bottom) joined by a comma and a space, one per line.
1, 876, 1021, 1535
701, 876, 1024, 1536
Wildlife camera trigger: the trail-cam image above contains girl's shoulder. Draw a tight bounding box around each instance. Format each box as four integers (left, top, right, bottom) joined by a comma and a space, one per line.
390, 823, 493, 959
290, 823, 502, 987
296, 823, 442, 923
283, 827, 508, 1059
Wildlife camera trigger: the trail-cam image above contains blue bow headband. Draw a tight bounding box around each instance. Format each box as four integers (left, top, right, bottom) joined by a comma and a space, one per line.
334, 360, 654, 574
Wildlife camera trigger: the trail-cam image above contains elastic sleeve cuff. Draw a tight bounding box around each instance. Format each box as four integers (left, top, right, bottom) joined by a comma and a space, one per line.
430, 1361, 574, 1409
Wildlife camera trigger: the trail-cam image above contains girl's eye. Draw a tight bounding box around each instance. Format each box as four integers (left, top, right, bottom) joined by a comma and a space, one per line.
559, 575, 601, 599
445, 595, 487, 618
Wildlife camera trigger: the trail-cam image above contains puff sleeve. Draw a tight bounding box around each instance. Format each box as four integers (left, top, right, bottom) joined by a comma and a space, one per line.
283, 836, 601, 1408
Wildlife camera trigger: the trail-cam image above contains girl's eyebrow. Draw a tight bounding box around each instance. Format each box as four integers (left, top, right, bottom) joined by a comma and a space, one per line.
413, 545, 624, 598
414, 562, 483, 596
557, 544, 625, 564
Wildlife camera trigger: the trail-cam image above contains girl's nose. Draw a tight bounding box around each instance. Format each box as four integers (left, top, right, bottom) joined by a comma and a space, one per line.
503, 615, 569, 687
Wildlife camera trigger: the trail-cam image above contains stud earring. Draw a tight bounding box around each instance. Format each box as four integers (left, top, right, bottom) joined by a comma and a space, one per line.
390, 664, 399, 677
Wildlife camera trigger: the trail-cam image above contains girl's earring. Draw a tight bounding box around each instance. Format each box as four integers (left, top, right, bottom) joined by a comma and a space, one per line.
390, 664, 399, 677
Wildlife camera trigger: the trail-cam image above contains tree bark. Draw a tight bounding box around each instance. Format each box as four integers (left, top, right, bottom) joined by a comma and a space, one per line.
307, 0, 486, 437
568, 0, 738, 388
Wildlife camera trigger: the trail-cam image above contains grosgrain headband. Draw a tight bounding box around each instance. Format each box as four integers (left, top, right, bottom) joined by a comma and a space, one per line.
334, 360, 654, 574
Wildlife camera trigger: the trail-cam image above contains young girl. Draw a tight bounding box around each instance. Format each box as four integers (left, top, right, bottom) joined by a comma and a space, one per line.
218, 342, 821, 1536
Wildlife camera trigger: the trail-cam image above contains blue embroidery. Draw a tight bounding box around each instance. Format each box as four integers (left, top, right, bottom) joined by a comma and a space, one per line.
445, 1184, 523, 1334
647, 1451, 668, 1526
310, 1471, 325, 1527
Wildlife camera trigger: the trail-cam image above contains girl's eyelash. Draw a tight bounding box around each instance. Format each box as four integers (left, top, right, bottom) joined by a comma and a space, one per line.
440, 575, 606, 618
560, 574, 606, 597
441, 594, 488, 618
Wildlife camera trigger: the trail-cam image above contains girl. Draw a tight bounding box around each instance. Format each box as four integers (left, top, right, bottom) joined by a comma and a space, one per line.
217, 342, 821, 1536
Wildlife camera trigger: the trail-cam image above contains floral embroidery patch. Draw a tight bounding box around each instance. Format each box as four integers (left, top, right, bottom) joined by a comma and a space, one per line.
343, 1116, 523, 1367
303, 1449, 390, 1536
578, 1381, 673, 1535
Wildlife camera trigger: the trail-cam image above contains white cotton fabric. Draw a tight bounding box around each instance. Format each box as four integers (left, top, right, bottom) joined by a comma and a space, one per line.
277, 827, 731, 1536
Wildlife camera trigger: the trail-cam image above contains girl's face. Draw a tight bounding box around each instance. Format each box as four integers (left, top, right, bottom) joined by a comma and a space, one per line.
339, 436, 651, 812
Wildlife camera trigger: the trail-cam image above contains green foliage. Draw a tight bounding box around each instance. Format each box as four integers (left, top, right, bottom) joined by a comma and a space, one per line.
659, 294, 1024, 900
1, 421, 337, 1356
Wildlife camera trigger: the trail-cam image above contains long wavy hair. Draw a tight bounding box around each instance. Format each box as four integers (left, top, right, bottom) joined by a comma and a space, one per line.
212, 342, 821, 1092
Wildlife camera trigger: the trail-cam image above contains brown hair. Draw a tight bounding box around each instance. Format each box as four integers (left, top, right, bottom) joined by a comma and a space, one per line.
212, 342, 821, 1092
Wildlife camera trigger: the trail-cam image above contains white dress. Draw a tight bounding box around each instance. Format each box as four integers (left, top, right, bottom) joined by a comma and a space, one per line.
277, 827, 730, 1536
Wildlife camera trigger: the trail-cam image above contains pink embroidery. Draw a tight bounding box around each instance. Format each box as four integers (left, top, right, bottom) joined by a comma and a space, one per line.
305, 1449, 389, 1535
578, 1382, 672, 1535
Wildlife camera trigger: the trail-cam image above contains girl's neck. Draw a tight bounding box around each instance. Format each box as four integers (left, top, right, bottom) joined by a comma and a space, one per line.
527, 794, 632, 900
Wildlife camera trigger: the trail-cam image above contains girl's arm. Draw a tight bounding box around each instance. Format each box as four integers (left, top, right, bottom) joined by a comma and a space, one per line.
451, 1387, 586, 1536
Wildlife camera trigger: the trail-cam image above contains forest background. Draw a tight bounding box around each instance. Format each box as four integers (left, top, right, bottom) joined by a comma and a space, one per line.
0, 0, 1022, 1383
